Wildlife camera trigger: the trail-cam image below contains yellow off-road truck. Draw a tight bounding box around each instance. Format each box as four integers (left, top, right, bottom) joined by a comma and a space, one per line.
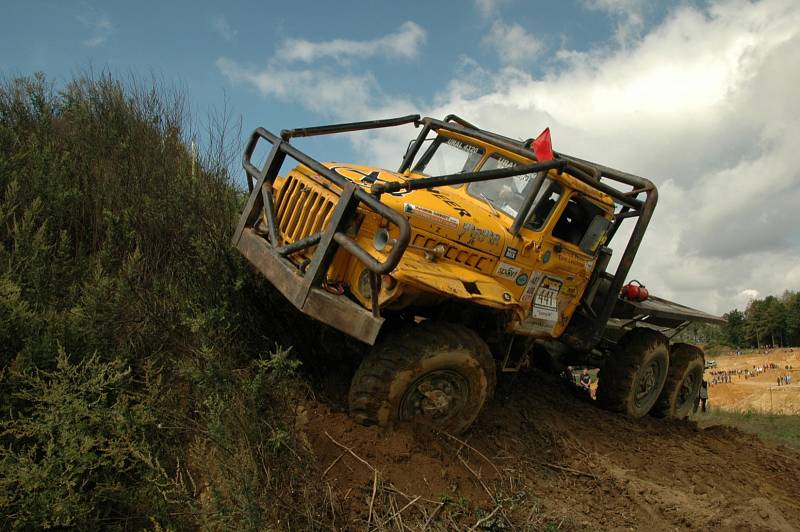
233, 114, 723, 433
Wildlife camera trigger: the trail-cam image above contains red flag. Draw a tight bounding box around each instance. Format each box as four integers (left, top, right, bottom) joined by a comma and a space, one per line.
532, 127, 554, 162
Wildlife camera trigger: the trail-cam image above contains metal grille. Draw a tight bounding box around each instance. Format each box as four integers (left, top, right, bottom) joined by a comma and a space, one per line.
411, 234, 493, 273
274, 175, 336, 243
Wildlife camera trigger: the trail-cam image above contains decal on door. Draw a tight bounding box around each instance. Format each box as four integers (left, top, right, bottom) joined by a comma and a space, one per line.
520, 272, 544, 304
531, 276, 562, 324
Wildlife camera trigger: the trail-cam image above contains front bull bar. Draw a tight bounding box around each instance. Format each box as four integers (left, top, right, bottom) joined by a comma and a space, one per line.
232, 121, 415, 345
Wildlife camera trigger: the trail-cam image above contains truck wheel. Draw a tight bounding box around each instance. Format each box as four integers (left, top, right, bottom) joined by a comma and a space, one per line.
349, 322, 496, 434
596, 328, 669, 418
651, 343, 704, 418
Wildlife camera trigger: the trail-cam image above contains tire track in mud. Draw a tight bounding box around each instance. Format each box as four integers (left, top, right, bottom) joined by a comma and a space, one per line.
298, 369, 800, 530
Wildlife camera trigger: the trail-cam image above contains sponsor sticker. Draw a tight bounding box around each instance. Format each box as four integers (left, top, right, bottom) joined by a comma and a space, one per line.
495, 262, 521, 280
520, 272, 544, 304
504, 246, 518, 260
403, 203, 459, 229
531, 276, 562, 323
559, 250, 590, 267
458, 223, 500, 245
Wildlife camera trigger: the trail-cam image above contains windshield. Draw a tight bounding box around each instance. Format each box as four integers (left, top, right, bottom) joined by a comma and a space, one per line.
468, 155, 537, 218
468, 154, 562, 229
413, 136, 484, 176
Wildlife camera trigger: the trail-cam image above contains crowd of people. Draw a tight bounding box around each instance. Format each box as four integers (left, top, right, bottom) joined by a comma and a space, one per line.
735, 347, 793, 356
707, 363, 794, 385
694, 356, 797, 413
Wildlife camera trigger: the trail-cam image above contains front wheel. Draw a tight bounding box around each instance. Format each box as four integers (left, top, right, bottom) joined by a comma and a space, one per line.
597, 328, 670, 418
348, 322, 496, 434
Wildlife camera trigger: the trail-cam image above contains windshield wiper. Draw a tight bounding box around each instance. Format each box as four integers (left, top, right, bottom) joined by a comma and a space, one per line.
479, 193, 500, 216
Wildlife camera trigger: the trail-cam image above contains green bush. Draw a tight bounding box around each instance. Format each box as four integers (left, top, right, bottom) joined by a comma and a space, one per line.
0, 350, 181, 529
0, 72, 326, 529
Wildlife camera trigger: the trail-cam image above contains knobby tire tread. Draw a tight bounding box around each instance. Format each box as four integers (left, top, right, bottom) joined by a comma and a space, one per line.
349, 321, 496, 429
596, 328, 669, 414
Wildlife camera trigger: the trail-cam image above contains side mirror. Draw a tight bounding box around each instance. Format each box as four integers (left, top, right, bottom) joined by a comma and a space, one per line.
579, 215, 611, 255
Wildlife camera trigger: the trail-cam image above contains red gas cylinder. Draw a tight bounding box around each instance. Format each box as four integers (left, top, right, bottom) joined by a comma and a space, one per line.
622, 280, 649, 301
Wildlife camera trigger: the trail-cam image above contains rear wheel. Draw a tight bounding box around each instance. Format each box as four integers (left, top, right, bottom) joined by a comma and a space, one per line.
597, 328, 669, 417
651, 343, 704, 418
349, 322, 496, 434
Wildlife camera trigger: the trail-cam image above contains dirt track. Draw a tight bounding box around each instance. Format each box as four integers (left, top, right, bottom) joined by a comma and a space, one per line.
707, 349, 800, 414
297, 369, 800, 531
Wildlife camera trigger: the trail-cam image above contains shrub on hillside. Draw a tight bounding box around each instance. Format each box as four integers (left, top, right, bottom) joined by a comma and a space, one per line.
0, 350, 182, 529
0, 72, 326, 529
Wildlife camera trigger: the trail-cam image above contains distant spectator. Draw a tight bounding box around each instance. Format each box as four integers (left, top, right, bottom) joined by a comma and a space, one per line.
579, 368, 591, 390
563, 366, 575, 384
695, 380, 709, 413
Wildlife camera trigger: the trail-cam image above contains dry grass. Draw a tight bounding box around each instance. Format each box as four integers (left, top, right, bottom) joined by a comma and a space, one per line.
693, 407, 800, 449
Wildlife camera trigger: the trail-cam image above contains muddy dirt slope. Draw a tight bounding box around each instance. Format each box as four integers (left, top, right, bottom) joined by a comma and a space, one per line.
297, 370, 800, 531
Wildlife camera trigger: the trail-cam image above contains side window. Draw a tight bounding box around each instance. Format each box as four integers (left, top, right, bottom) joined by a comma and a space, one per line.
552, 194, 606, 249
524, 181, 563, 230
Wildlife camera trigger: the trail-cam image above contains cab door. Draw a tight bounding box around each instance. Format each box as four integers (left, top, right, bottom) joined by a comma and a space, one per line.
516, 188, 612, 338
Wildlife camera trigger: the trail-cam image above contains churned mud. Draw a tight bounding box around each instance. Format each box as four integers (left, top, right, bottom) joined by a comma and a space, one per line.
294, 366, 800, 531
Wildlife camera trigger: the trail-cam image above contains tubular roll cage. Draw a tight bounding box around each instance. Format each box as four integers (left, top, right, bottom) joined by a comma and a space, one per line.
232, 114, 657, 346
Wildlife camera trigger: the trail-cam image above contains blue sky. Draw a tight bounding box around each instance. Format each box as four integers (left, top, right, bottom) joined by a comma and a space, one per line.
1, 0, 679, 164
2, 0, 800, 314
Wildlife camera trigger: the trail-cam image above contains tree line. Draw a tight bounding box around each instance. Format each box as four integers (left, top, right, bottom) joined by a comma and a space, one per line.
677, 291, 800, 348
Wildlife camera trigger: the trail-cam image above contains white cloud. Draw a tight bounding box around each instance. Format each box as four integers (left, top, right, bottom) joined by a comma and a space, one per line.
211, 16, 237, 41
735, 288, 760, 310
474, 0, 509, 19
277, 21, 426, 64
77, 13, 113, 47
216, 58, 400, 118
482, 21, 544, 65
218, 21, 426, 119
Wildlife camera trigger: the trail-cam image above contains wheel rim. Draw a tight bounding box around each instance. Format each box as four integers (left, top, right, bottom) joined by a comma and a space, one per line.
399, 370, 470, 424
632, 358, 665, 411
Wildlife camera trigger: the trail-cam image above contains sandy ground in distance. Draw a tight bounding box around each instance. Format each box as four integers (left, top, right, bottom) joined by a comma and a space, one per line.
705, 348, 800, 414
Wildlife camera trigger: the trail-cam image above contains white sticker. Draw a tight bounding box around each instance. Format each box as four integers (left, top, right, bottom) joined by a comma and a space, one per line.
532, 276, 562, 323
403, 203, 459, 229
495, 262, 521, 280
520, 271, 544, 304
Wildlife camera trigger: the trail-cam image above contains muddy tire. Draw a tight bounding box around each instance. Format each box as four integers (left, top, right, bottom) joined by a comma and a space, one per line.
349, 322, 496, 434
651, 343, 704, 419
597, 328, 669, 418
